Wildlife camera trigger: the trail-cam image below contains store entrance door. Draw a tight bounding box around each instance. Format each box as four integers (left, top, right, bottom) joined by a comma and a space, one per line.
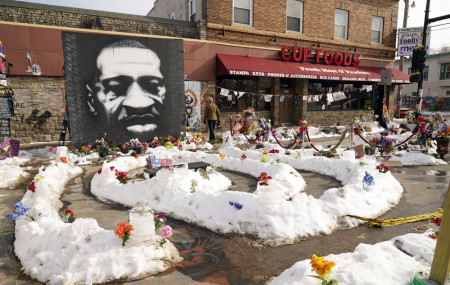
279, 89, 293, 124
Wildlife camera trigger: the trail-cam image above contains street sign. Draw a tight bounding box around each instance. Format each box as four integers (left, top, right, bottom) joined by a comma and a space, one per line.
398, 26, 431, 56
380, 70, 392, 86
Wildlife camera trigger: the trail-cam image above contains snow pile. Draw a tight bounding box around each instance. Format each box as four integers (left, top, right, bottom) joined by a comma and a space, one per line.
11, 156, 181, 284
269, 232, 436, 285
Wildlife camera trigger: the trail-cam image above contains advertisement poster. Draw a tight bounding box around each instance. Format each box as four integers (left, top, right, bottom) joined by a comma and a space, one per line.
184, 81, 201, 132
62, 32, 185, 145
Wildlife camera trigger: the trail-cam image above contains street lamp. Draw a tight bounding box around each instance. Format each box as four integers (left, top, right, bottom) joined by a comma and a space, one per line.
395, 0, 415, 118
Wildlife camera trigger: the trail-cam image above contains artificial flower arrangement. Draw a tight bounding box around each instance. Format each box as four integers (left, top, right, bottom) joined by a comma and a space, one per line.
48, 146, 56, 153
119, 141, 130, 153
362, 171, 375, 190
243, 106, 255, 115
115, 221, 134, 246
61, 209, 74, 223
154, 212, 173, 246
368, 135, 396, 154
376, 163, 390, 173
428, 217, 441, 239
309, 254, 338, 285
5, 202, 34, 221
109, 166, 129, 184
229, 201, 243, 210
257, 172, 272, 186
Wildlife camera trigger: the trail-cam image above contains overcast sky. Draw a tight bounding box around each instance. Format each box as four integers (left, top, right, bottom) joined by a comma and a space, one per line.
14, 0, 450, 50
398, 0, 450, 51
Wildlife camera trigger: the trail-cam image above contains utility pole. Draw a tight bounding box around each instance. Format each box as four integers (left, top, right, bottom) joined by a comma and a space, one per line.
415, 0, 430, 116
395, 0, 410, 118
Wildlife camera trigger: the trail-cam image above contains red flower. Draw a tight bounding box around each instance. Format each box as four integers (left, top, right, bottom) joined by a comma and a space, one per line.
63, 209, 74, 216
241, 154, 247, 159
27, 180, 36, 192
430, 217, 441, 227
134, 153, 138, 159
110, 166, 115, 171
428, 233, 437, 239
115, 222, 133, 238
97, 168, 102, 174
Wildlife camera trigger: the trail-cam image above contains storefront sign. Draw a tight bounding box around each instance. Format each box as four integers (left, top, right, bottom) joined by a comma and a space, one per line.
397, 27, 430, 57
280, 46, 360, 67
0, 118, 10, 136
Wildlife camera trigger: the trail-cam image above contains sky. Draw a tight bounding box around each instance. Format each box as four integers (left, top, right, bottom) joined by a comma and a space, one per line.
2, 120, 445, 283
398, 0, 450, 51
14, 0, 450, 50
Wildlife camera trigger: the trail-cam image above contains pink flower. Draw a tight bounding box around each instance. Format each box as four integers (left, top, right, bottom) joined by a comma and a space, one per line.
49, 147, 54, 152
241, 154, 247, 159
417, 116, 425, 124
430, 217, 441, 227
159, 225, 172, 239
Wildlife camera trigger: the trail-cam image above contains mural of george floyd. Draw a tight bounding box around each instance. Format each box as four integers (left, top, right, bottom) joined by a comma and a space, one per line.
62, 31, 185, 146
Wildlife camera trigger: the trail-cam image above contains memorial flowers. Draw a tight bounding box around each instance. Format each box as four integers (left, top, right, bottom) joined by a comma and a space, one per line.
362, 171, 375, 190
61, 209, 74, 223
428, 217, 441, 239
257, 172, 272, 186
241, 154, 247, 160
158, 225, 173, 246
190, 179, 198, 193
27, 180, 36, 192
5, 202, 33, 221
154, 212, 167, 230
376, 163, 390, 173
309, 254, 338, 285
115, 222, 134, 246
229, 201, 243, 210
219, 153, 226, 159
115, 170, 129, 184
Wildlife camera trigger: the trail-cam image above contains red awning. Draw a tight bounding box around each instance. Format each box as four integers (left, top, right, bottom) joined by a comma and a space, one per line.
216, 53, 410, 84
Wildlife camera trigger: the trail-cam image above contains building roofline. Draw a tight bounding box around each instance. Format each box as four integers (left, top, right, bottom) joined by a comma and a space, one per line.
1, 0, 195, 27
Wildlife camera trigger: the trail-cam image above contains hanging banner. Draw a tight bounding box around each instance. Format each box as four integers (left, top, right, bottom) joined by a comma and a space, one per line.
184, 81, 201, 132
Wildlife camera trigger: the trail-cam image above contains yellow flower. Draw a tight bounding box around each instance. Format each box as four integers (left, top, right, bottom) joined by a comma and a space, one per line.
219, 153, 226, 159
262, 150, 268, 155
261, 156, 269, 163
186, 126, 190, 131
35, 175, 44, 182
196, 132, 202, 136
310, 254, 335, 279
177, 139, 181, 144
81, 146, 87, 151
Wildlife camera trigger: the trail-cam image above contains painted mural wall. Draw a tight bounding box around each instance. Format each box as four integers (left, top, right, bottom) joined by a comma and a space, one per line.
62, 32, 185, 146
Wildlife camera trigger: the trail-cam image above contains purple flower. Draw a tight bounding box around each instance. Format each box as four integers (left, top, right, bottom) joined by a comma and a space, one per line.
156, 212, 167, 222
234, 203, 243, 210
229, 201, 234, 206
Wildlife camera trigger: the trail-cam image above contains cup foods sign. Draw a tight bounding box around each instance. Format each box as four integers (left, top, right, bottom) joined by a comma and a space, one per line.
398, 27, 431, 56
280, 46, 360, 67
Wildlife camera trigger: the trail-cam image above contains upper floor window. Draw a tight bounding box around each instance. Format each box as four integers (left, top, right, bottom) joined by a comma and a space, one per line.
286, 0, 303, 33
334, 9, 348, 40
371, 16, 383, 44
440, 63, 450, 80
189, 0, 196, 22
233, 0, 253, 25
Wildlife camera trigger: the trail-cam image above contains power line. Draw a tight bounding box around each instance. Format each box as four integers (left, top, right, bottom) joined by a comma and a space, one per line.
429, 22, 450, 28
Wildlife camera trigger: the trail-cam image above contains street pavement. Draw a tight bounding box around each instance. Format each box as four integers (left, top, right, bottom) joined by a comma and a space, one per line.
0, 138, 448, 285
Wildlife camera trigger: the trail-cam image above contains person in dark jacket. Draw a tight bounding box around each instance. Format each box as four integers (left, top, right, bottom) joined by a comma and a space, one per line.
204, 97, 220, 142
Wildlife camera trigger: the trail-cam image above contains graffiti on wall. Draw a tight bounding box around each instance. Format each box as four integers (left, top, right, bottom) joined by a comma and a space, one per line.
184, 81, 201, 132
25, 53, 42, 76
25, 109, 52, 131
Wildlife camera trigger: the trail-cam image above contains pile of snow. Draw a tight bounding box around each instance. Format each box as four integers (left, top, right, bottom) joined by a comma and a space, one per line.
92, 142, 403, 244
10, 155, 181, 284
269, 232, 436, 285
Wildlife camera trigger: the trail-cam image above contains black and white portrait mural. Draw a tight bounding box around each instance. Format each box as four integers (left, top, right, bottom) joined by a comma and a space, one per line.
62, 32, 185, 146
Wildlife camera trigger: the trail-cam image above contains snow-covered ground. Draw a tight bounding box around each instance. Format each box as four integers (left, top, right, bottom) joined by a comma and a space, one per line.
2, 126, 445, 284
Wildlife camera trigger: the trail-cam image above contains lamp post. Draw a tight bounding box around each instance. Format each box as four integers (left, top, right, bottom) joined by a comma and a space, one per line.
395, 0, 415, 118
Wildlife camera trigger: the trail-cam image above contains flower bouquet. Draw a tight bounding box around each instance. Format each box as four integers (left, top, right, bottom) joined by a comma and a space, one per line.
368, 135, 396, 157
243, 107, 255, 117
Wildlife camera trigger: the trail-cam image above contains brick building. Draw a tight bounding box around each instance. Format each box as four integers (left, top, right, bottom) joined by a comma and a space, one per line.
0, 0, 409, 144
152, 0, 408, 127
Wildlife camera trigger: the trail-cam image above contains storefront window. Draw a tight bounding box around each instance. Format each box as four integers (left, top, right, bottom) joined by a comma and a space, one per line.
216, 77, 263, 112
306, 82, 374, 111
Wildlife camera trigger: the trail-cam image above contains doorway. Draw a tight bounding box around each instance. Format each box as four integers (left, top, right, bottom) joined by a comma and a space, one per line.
279, 88, 294, 124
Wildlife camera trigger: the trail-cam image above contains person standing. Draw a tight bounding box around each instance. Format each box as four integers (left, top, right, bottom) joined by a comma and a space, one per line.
204, 97, 220, 142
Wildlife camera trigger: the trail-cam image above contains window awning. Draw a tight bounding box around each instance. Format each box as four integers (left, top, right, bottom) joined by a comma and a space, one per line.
216, 53, 410, 84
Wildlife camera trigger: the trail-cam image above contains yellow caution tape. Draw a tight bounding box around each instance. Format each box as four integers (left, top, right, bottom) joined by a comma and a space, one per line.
343, 209, 444, 228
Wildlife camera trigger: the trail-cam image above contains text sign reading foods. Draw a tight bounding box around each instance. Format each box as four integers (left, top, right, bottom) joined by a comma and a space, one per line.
281, 46, 360, 67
